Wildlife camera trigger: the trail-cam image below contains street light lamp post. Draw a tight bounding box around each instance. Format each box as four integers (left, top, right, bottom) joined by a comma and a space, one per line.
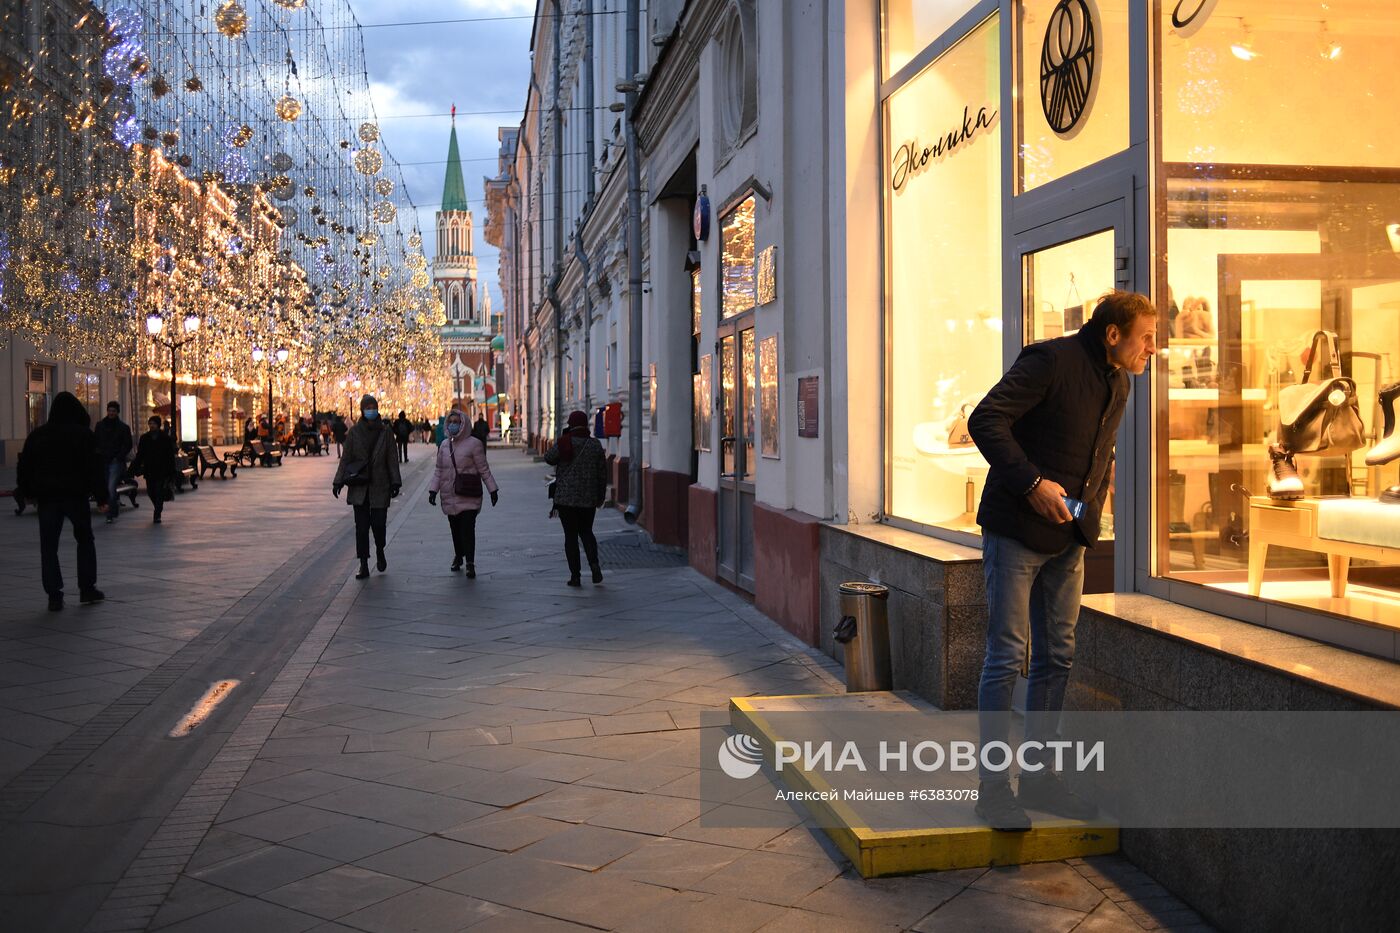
146, 311, 201, 440
252, 345, 290, 440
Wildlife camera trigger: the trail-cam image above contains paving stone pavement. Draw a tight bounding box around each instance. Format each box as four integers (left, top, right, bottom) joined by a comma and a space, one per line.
3, 447, 1213, 932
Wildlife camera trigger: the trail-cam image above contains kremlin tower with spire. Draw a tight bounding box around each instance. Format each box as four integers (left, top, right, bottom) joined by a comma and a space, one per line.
434, 106, 494, 417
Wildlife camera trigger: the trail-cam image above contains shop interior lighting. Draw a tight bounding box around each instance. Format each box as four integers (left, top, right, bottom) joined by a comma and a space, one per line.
1318, 22, 1342, 61
1230, 19, 1259, 61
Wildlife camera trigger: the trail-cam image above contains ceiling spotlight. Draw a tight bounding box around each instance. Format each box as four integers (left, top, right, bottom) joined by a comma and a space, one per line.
1230, 19, 1259, 61
1318, 22, 1342, 61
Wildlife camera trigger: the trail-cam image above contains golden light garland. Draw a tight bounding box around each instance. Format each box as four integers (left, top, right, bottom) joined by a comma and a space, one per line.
275, 95, 302, 122
215, 1, 249, 38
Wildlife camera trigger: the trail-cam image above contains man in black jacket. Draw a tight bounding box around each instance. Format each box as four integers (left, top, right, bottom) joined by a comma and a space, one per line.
967, 291, 1155, 831
17, 392, 108, 611
93, 401, 132, 524
130, 415, 176, 524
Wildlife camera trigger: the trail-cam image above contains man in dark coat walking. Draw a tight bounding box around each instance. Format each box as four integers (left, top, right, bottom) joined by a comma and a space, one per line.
333, 395, 402, 579
93, 401, 133, 524
966, 290, 1155, 831
130, 415, 176, 524
331, 414, 347, 458
392, 411, 413, 463
17, 392, 108, 611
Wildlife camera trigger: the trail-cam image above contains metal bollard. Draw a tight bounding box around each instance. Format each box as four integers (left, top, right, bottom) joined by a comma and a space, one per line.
834, 581, 892, 692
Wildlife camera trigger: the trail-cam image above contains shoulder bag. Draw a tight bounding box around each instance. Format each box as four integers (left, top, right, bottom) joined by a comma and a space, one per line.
947, 404, 975, 449
448, 438, 484, 498
1278, 330, 1366, 456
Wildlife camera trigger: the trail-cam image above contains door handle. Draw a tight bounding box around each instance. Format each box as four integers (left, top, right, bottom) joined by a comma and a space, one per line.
720, 472, 737, 479
720, 435, 736, 444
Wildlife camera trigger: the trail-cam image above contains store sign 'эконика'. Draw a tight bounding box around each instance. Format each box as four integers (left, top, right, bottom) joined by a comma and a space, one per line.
889, 104, 998, 193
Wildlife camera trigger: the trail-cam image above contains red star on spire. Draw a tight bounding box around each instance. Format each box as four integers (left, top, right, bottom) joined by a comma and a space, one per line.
451, 103, 456, 123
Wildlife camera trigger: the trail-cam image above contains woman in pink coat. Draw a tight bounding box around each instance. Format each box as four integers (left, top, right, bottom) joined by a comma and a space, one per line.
427, 409, 499, 577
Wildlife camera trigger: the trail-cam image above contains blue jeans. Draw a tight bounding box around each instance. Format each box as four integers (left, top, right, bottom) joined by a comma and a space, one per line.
105, 461, 124, 519
977, 531, 1085, 781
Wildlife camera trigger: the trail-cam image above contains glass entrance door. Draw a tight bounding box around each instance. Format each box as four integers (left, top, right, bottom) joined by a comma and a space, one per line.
1013, 200, 1133, 593
718, 325, 756, 590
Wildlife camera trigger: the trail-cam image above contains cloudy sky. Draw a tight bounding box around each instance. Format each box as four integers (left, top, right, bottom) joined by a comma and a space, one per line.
349, 0, 535, 312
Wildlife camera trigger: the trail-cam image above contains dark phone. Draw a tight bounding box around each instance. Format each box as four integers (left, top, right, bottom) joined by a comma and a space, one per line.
1062, 496, 1086, 520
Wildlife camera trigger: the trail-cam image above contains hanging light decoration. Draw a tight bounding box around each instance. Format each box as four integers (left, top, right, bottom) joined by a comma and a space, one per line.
274, 0, 308, 8
358, 122, 379, 143
214, 1, 249, 38
278, 205, 299, 226
374, 177, 394, 197
353, 148, 383, 175
184, 75, 203, 92
222, 123, 254, 148
275, 94, 302, 122
269, 152, 294, 172
372, 201, 397, 224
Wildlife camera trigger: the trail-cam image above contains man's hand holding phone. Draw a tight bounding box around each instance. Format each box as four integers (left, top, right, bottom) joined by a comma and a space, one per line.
1027, 477, 1075, 524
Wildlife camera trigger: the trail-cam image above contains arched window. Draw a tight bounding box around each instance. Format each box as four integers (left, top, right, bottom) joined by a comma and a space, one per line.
451, 290, 460, 321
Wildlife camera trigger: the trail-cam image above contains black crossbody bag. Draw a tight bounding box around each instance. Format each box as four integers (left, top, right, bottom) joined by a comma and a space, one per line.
448, 439, 484, 498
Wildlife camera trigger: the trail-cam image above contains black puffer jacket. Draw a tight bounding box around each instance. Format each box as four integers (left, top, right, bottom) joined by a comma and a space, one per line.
17, 392, 106, 504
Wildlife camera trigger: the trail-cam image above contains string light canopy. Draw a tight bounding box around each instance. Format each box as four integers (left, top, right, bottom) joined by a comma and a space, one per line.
0, 0, 453, 417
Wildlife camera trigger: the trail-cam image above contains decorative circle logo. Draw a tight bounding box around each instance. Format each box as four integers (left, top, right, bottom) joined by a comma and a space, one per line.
718, 733, 764, 779
1040, 0, 1097, 136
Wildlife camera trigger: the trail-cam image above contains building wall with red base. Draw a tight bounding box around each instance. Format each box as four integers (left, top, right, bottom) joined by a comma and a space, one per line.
687, 484, 717, 580
640, 467, 690, 549
754, 503, 822, 646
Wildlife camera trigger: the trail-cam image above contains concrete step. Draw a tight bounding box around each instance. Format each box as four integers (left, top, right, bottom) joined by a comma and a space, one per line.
729, 691, 1118, 877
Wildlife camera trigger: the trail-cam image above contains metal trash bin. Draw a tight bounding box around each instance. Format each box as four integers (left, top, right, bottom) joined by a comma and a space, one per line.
834, 582, 892, 692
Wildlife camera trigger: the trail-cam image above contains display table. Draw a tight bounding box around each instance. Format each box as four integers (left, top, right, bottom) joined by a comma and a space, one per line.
1248, 496, 1400, 599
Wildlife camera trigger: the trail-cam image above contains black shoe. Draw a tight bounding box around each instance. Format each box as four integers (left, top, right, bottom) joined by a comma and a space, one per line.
974, 780, 1031, 832
590, 563, 603, 585
1017, 771, 1099, 820
153, 515, 162, 524
566, 576, 582, 587
376, 550, 387, 573
47, 595, 63, 612
1267, 444, 1304, 500
451, 556, 463, 572
79, 588, 105, 605
355, 561, 370, 580
465, 563, 476, 579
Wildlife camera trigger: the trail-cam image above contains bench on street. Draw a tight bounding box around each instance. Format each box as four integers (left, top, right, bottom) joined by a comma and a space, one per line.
192, 444, 235, 479
173, 452, 199, 491
248, 439, 283, 467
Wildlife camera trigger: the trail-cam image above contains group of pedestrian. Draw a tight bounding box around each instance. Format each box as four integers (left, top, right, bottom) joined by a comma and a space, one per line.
17, 394, 185, 611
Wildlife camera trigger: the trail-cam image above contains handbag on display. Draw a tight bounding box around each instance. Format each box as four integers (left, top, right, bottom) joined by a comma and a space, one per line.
448, 440, 484, 498
1278, 330, 1366, 456
947, 404, 975, 449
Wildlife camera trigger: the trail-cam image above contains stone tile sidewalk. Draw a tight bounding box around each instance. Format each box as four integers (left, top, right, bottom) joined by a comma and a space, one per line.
6, 447, 1213, 932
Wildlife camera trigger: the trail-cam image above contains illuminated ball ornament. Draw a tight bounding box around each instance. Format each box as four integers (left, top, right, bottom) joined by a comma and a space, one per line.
412, 270, 430, 289
215, 1, 249, 38
374, 178, 394, 197
406, 252, 426, 271
223, 123, 254, 148
373, 202, 397, 224
275, 94, 302, 122
358, 122, 379, 143
274, 0, 307, 8
113, 115, 140, 148
353, 148, 383, 175
408, 233, 422, 250
269, 151, 294, 172
225, 234, 245, 256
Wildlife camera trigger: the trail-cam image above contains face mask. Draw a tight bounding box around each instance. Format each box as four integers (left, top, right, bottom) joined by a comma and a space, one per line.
362, 409, 379, 420
446, 422, 461, 436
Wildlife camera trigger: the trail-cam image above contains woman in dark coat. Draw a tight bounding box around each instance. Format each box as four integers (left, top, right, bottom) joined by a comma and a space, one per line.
130, 414, 176, 524
544, 410, 608, 586
333, 394, 402, 579
428, 409, 499, 577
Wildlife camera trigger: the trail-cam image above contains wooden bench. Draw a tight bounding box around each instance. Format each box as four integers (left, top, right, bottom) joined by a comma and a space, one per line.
248, 439, 283, 467
191, 444, 235, 479
173, 452, 199, 491
1248, 496, 1400, 599
6, 479, 139, 515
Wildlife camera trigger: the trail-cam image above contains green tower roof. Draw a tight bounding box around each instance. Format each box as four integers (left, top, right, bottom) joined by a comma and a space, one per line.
441, 118, 469, 213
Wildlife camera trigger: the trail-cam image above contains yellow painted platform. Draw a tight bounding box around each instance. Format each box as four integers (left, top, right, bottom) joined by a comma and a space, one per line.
729, 692, 1118, 878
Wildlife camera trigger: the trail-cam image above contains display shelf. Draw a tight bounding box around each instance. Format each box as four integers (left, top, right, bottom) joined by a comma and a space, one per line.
1168, 388, 1267, 402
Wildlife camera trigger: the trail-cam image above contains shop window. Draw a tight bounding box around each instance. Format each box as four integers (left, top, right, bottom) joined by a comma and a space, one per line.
74, 368, 102, 410
721, 195, 756, 319
885, 14, 1002, 534
26, 363, 52, 433
1016, 0, 1129, 193
882, 0, 980, 79
1156, 1, 1400, 630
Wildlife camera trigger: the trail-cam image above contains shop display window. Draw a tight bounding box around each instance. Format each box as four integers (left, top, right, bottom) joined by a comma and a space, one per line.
1016, 0, 1129, 193
1156, 1, 1400, 629
884, 14, 1001, 534
721, 195, 756, 319
882, 0, 981, 78
74, 368, 102, 409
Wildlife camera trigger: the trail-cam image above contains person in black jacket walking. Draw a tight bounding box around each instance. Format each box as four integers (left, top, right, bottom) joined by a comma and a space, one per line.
17, 392, 108, 611
544, 410, 609, 586
331, 414, 347, 458
333, 395, 402, 579
393, 411, 412, 463
93, 401, 133, 524
966, 291, 1155, 831
130, 415, 176, 524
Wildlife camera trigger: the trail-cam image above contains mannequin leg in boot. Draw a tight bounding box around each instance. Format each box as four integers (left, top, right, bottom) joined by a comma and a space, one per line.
1365, 382, 1400, 466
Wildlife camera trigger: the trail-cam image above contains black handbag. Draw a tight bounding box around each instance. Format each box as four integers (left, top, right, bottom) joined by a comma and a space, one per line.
448, 441, 483, 498
341, 428, 386, 486
1278, 330, 1366, 456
